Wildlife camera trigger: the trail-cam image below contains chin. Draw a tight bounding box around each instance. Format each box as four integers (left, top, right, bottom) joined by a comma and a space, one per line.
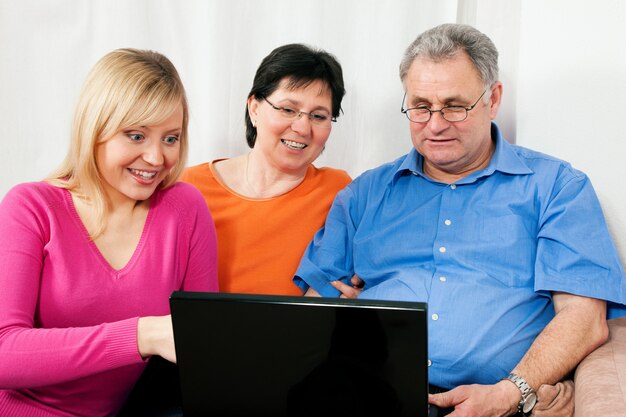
125, 186, 159, 202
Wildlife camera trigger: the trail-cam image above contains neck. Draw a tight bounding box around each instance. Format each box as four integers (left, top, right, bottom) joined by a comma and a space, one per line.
103, 185, 150, 214
70, 187, 149, 239
422, 140, 496, 184
243, 151, 307, 198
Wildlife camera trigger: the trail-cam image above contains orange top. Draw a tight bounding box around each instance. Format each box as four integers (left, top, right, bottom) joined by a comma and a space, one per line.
180, 161, 351, 295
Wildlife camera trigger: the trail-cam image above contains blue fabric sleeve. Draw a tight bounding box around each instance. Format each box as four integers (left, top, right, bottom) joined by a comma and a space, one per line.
293, 186, 358, 297
535, 169, 625, 303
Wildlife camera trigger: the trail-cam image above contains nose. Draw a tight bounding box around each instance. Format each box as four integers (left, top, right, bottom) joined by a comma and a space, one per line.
142, 140, 164, 166
427, 110, 451, 134
290, 113, 313, 135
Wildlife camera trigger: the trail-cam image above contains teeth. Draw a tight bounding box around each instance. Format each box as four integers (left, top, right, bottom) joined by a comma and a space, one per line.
130, 169, 157, 180
282, 139, 306, 149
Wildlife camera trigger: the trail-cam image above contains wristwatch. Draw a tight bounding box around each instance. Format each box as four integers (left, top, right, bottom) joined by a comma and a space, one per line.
504, 373, 537, 415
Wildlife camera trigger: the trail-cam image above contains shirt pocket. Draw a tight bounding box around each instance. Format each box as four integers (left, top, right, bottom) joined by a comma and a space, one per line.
474, 214, 536, 287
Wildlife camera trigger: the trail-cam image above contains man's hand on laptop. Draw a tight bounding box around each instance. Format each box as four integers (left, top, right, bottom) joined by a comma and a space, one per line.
428, 380, 521, 417
303, 275, 364, 298
331, 275, 364, 299
304, 287, 322, 297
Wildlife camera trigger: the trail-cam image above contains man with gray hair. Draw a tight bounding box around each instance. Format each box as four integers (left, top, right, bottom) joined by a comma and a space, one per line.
294, 23, 625, 416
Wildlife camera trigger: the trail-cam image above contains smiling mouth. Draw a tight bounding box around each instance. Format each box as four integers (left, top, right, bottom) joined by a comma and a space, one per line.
129, 168, 158, 180
281, 139, 307, 150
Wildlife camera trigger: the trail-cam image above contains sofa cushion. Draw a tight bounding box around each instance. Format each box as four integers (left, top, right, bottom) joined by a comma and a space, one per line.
532, 380, 574, 416
574, 316, 626, 417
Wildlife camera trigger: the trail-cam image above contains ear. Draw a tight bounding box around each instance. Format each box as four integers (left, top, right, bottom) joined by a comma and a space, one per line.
248, 95, 260, 122
488, 82, 503, 120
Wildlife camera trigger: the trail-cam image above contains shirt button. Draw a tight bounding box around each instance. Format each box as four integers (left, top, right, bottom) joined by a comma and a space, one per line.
427, 359, 432, 367
431, 313, 439, 321
450, 184, 457, 190
439, 246, 446, 253
444, 219, 452, 226
439, 276, 447, 282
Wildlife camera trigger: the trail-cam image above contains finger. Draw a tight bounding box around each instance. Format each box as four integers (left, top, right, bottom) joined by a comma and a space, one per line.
331, 280, 361, 298
304, 287, 322, 297
169, 352, 177, 364
429, 390, 458, 408
350, 274, 364, 288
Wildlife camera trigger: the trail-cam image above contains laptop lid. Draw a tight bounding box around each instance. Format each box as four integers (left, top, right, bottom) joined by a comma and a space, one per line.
170, 291, 428, 417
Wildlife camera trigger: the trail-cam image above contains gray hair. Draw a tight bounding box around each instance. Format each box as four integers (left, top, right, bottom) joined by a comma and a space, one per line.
399, 23, 499, 90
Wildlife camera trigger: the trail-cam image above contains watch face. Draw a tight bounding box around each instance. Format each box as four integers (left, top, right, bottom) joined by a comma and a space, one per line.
522, 392, 538, 414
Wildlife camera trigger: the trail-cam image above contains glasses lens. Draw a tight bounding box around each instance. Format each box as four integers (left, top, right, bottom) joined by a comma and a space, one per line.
310, 113, 332, 128
277, 107, 298, 119
441, 107, 468, 122
407, 109, 431, 123
269, 98, 333, 128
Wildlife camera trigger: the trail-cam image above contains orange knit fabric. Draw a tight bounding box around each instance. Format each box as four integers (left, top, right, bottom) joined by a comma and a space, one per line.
180, 160, 351, 295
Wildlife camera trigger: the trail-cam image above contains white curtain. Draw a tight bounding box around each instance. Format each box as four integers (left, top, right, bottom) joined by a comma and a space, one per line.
0, 0, 456, 187
1, 0, 625, 266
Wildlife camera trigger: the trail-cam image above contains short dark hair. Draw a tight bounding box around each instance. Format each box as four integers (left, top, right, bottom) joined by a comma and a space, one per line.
245, 43, 345, 148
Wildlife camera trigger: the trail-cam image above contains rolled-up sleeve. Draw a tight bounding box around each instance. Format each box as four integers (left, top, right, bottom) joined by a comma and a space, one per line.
535, 169, 625, 302
294, 186, 358, 297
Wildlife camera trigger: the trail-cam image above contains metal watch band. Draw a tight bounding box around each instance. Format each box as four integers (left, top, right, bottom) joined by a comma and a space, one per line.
504, 373, 537, 414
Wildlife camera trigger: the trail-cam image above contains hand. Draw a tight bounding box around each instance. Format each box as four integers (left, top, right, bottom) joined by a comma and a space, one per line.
304, 287, 322, 297
428, 381, 520, 417
331, 274, 364, 299
137, 315, 177, 363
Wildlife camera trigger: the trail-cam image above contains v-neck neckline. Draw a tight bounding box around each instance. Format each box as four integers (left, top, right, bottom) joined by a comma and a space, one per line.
64, 188, 156, 275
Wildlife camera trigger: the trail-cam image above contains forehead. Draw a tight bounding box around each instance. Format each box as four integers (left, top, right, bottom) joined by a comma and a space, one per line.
125, 100, 184, 129
404, 51, 483, 97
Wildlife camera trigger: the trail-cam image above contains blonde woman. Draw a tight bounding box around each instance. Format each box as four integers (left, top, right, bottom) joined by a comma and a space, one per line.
0, 49, 218, 417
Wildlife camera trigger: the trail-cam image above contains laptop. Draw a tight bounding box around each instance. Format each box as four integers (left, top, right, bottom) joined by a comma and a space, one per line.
170, 291, 429, 417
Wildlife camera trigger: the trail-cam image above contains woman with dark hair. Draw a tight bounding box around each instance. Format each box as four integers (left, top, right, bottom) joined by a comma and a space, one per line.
181, 43, 351, 296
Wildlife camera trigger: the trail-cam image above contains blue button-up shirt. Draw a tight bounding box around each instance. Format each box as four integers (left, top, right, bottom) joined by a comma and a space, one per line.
294, 123, 625, 389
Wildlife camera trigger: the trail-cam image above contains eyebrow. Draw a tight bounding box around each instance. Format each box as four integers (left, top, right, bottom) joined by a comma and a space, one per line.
408, 94, 469, 107
134, 126, 182, 135
274, 98, 331, 113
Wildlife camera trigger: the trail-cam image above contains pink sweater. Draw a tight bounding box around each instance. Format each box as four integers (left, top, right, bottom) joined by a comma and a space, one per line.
0, 181, 218, 417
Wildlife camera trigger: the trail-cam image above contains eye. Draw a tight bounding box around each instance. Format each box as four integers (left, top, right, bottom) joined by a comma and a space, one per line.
162, 135, 179, 145
280, 107, 297, 116
411, 107, 431, 114
128, 133, 144, 142
442, 106, 466, 114
310, 113, 329, 122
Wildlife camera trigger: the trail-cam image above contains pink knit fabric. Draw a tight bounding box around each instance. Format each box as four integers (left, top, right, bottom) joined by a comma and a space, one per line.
0, 181, 218, 417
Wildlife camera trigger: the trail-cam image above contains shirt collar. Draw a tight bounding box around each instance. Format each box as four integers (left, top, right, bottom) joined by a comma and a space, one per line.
392, 122, 533, 184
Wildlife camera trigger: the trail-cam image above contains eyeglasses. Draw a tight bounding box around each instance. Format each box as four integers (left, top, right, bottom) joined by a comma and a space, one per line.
263, 97, 336, 128
401, 89, 487, 123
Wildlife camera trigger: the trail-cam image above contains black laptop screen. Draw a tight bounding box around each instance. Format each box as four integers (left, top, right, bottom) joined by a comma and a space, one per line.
170, 292, 428, 417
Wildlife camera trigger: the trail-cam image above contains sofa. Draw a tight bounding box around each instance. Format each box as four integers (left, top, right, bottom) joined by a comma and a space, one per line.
526, 316, 626, 417
573, 316, 626, 416
118, 317, 626, 416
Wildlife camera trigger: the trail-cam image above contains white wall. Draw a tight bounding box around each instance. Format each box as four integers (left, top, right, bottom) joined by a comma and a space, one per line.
471, 0, 626, 267
516, 2, 626, 266
0, 0, 624, 268
0, 0, 455, 192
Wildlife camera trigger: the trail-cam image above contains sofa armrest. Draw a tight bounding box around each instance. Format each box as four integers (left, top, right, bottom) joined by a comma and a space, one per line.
574, 316, 626, 417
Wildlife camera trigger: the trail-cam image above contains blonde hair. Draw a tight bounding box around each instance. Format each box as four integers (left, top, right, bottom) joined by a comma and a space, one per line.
47, 48, 189, 237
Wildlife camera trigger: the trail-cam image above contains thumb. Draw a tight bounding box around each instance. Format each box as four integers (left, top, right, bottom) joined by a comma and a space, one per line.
429, 389, 459, 408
